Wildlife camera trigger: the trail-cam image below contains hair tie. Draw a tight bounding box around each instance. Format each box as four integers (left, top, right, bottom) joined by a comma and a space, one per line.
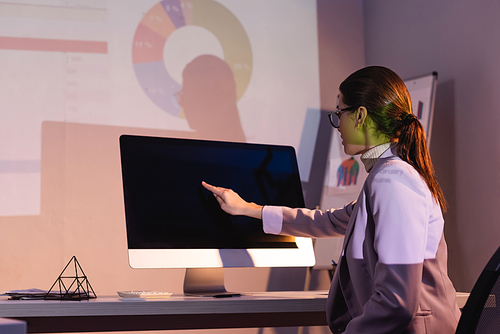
401, 112, 417, 126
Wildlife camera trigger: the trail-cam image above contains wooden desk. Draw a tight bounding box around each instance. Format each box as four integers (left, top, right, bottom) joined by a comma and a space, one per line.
0, 291, 329, 333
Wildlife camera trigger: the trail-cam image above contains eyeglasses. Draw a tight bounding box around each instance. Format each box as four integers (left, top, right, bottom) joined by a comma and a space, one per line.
327, 107, 357, 128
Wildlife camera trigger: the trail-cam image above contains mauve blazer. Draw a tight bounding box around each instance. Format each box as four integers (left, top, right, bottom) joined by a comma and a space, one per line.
262, 145, 461, 333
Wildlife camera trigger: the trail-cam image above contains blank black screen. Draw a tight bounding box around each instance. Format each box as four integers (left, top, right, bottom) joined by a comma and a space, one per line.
120, 135, 304, 249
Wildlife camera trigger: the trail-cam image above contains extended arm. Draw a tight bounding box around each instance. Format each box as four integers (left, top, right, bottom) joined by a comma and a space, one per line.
202, 181, 352, 238
202, 181, 263, 219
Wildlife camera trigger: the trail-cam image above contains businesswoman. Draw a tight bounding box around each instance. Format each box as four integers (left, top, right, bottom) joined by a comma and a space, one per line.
203, 66, 461, 333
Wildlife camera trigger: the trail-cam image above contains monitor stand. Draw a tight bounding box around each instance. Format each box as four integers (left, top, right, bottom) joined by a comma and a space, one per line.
183, 268, 241, 297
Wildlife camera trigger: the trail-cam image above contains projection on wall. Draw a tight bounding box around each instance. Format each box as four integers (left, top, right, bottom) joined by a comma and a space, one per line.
0, 0, 320, 216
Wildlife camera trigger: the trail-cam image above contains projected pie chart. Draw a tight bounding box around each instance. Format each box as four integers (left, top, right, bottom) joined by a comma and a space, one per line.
132, 0, 253, 117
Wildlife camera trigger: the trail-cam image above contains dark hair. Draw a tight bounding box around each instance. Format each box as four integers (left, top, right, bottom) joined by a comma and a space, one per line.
339, 66, 446, 211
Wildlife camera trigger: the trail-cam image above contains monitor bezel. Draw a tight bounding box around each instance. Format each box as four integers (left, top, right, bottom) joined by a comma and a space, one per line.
120, 134, 315, 269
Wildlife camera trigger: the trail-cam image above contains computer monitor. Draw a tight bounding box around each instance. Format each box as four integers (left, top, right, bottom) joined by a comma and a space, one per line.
119, 135, 315, 296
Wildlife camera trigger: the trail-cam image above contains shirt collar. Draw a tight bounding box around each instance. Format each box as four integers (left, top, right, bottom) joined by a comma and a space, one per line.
360, 142, 393, 172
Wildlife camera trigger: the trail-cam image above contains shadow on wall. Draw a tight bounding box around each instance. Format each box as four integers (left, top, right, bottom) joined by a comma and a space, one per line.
177, 54, 246, 143
430, 80, 462, 288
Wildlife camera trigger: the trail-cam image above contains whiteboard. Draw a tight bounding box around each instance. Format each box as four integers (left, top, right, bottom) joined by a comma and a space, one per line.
404, 72, 438, 145
313, 72, 438, 269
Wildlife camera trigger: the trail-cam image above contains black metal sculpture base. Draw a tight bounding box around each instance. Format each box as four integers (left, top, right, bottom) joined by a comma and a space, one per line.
45, 256, 97, 300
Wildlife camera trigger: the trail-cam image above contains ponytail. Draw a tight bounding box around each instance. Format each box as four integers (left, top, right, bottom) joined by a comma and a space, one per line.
340, 66, 447, 212
396, 114, 447, 212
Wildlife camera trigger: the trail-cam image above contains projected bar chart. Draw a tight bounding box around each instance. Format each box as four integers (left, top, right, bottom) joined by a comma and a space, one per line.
0, 1, 109, 216
0, 2, 107, 53
0, 36, 107, 54
0, 2, 106, 21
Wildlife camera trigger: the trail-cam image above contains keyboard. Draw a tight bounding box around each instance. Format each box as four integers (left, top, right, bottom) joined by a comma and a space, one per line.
117, 291, 172, 299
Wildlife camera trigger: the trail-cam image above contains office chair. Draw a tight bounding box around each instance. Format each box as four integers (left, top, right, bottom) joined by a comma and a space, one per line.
455, 246, 500, 334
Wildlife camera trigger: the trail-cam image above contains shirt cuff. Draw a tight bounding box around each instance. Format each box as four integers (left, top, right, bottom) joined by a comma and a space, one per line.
262, 206, 283, 234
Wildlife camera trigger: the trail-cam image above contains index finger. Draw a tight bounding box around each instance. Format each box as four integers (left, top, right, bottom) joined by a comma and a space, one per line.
201, 181, 223, 196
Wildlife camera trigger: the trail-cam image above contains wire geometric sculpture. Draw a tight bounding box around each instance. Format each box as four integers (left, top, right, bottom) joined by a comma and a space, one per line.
44, 256, 97, 300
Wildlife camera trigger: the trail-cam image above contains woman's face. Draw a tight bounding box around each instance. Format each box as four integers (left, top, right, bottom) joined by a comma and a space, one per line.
337, 92, 368, 155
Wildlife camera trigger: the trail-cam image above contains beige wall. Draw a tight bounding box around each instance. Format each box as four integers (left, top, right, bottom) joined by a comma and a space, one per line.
363, 0, 500, 292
